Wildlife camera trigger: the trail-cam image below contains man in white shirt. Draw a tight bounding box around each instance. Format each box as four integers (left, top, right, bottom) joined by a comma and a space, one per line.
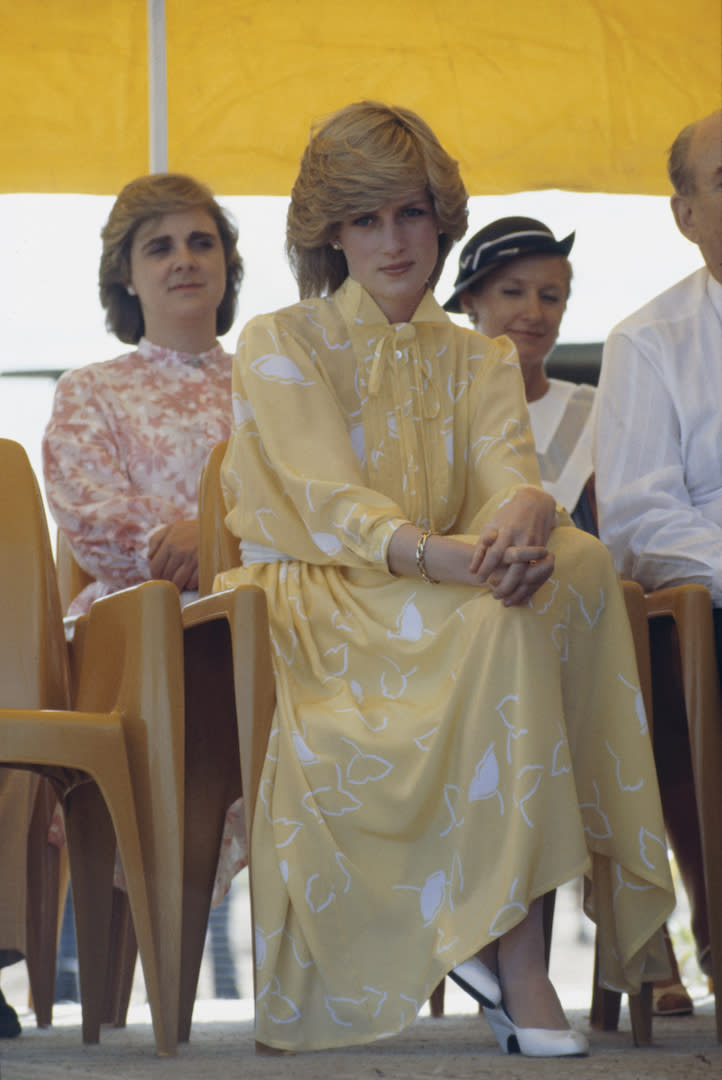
594, 108, 722, 993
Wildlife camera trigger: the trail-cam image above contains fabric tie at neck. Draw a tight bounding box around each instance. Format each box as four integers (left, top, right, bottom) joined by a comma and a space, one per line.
368, 323, 440, 419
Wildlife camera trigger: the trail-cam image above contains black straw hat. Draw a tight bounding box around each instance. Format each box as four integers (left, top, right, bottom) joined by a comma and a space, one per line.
443, 216, 575, 313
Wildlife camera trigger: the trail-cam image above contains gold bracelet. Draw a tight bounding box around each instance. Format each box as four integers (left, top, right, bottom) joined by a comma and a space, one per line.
415, 529, 439, 584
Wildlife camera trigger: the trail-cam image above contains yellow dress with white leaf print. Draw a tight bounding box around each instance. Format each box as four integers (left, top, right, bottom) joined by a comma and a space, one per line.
216, 278, 673, 1051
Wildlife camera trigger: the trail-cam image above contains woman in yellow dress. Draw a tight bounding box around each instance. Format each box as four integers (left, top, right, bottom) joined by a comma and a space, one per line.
216, 101, 674, 1057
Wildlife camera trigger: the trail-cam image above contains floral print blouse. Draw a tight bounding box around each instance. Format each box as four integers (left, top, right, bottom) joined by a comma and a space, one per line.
42, 337, 233, 615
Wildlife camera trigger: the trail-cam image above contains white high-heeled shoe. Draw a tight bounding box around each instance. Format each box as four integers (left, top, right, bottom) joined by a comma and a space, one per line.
448, 957, 502, 1008
484, 1002, 589, 1057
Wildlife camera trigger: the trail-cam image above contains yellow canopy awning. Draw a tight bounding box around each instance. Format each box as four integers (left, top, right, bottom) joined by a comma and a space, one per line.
3, 0, 720, 196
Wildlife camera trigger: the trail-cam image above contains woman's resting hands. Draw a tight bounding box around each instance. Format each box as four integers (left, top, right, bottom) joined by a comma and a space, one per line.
387, 488, 557, 606
148, 518, 200, 591
470, 488, 556, 606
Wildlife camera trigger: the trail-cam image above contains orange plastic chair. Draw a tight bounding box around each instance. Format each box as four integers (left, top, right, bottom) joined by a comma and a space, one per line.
20, 529, 94, 1027
196, 439, 276, 826
24, 531, 138, 1032
53, 442, 273, 1046
196, 441, 277, 1038
578, 477, 720, 1041
588, 481, 721, 1042
588, 579, 655, 1044
644, 585, 720, 1041
22, 773, 66, 1028
590, 583, 722, 1043
178, 583, 275, 1036
55, 529, 155, 1030
0, 437, 185, 1056
198, 440, 240, 597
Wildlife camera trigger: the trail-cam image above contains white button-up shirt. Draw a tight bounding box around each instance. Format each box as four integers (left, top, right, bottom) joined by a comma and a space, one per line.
593, 266, 722, 604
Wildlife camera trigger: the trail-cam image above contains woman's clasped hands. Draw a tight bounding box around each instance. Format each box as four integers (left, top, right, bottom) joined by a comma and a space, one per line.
471, 487, 557, 606
388, 487, 557, 604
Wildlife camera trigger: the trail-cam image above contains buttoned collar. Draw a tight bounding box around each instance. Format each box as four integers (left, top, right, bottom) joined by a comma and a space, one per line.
137, 336, 227, 368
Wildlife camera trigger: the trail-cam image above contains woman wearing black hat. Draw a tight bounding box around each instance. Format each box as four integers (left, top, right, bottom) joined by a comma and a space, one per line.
444, 217, 597, 532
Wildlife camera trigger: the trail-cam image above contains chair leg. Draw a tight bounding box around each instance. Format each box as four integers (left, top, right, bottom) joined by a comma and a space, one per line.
24, 777, 60, 1028
649, 590, 722, 1041
101, 889, 137, 1026
179, 618, 243, 1042
63, 782, 116, 1045
590, 940, 622, 1030
91, 617, 246, 1042
629, 983, 653, 1047
590, 984, 622, 1031
429, 980, 445, 1017
686, 661, 722, 1043
589, 933, 652, 1044
542, 889, 556, 970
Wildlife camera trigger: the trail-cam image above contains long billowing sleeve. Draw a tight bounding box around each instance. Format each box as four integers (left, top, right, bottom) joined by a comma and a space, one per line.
222, 308, 409, 570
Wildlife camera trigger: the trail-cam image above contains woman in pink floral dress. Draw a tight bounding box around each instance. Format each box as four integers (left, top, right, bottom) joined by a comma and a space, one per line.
41, 173, 247, 914
43, 172, 243, 618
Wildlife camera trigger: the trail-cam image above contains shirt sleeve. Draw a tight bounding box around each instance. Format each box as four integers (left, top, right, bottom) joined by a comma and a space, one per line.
593, 328, 722, 604
222, 313, 408, 570
42, 366, 185, 589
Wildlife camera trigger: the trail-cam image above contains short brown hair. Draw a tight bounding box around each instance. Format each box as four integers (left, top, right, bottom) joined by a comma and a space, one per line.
99, 173, 243, 344
286, 101, 468, 298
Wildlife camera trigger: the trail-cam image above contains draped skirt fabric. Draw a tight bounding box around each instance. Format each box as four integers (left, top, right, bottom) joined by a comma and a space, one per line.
218, 526, 674, 1051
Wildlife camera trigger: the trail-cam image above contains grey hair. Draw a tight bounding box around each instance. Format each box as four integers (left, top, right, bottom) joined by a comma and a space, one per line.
667, 120, 699, 195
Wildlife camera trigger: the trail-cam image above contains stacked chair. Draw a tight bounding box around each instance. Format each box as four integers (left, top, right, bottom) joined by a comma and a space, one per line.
586, 481, 722, 1043
3, 438, 276, 1052
592, 584, 722, 1043
50, 529, 253, 1042
0, 436, 185, 1055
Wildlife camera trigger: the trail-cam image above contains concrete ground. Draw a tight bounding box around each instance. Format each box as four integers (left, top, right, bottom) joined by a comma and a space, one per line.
1, 878, 719, 1080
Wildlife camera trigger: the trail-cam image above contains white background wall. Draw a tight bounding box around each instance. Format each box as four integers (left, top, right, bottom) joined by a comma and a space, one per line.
1, 190, 703, 490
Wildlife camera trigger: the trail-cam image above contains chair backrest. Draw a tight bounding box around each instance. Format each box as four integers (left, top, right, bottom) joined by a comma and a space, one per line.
0, 438, 70, 709
198, 440, 239, 596
197, 438, 276, 834
56, 530, 95, 613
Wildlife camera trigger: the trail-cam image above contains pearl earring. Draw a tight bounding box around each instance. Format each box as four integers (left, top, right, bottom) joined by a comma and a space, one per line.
331, 241, 342, 251
127, 284, 136, 296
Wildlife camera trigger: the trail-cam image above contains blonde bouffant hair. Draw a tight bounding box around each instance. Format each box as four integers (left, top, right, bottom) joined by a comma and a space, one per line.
287, 101, 468, 299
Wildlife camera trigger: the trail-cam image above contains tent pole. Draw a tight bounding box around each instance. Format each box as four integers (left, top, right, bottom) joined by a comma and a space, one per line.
147, 0, 168, 173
